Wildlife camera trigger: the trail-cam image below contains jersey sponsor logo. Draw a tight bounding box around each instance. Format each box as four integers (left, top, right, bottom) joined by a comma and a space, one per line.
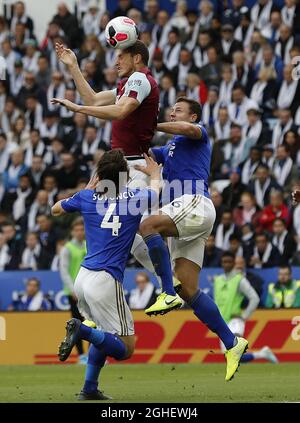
128, 79, 142, 87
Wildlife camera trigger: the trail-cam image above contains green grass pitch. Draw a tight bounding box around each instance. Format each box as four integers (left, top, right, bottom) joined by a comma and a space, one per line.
1, 363, 300, 403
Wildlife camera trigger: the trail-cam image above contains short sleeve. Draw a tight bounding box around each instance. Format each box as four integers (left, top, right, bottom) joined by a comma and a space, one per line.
151, 146, 167, 165
61, 192, 82, 213
198, 123, 208, 142
123, 72, 151, 103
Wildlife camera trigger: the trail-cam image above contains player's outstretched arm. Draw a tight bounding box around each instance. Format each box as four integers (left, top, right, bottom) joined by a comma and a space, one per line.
157, 122, 202, 139
51, 201, 66, 217
51, 95, 139, 121
55, 43, 115, 107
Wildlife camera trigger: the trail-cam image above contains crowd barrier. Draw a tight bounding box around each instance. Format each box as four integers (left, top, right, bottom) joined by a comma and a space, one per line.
1, 267, 300, 311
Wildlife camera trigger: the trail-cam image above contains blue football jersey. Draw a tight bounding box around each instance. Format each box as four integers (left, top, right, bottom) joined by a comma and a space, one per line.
151, 123, 211, 204
61, 188, 157, 282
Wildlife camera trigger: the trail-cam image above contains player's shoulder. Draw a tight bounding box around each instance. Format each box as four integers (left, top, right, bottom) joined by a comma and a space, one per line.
127, 71, 151, 86
196, 122, 209, 141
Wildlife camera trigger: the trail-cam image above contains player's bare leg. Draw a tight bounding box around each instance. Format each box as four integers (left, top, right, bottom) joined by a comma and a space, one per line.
139, 213, 183, 315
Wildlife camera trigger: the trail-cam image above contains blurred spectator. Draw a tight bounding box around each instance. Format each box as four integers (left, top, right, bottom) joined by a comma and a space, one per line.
8, 277, 52, 311
27, 190, 51, 231
243, 108, 263, 146
234, 7, 254, 49
215, 209, 240, 251
35, 55, 52, 88
3, 149, 28, 193
275, 24, 294, 65
273, 144, 295, 188
241, 146, 262, 185
228, 83, 258, 127
36, 214, 62, 258
277, 64, 300, 114
233, 191, 261, 228
163, 28, 181, 72
265, 265, 300, 308
261, 144, 275, 170
199, 46, 222, 87
219, 64, 234, 104
19, 231, 52, 270
203, 234, 223, 267
7, 116, 30, 147
255, 43, 283, 84
214, 105, 231, 141
249, 164, 281, 208
251, 0, 275, 31
283, 130, 300, 169
220, 24, 243, 63
192, 30, 210, 69
59, 217, 86, 362
249, 232, 281, 268
234, 255, 264, 306
113, 0, 134, 19
272, 217, 296, 265
159, 74, 176, 109
52, 2, 83, 49
27, 155, 46, 189
128, 271, 157, 309
202, 86, 220, 131
11, 173, 35, 224
258, 190, 290, 232
229, 233, 243, 257
261, 10, 281, 44
281, 0, 300, 36
0, 232, 10, 271
222, 168, 247, 209
1, 221, 23, 269
54, 152, 87, 189
0, 132, 18, 174
82, 1, 102, 36
9, 1, 34, 38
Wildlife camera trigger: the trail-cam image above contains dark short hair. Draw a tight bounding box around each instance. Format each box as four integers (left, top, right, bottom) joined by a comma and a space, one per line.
71, 217, 84, 229
279, 264, 291, 273
222, 251, 235, 260
27, 277, 40, 288
176, 96, 202, 122
96, 149, 129, 195
123, 40, 149, 66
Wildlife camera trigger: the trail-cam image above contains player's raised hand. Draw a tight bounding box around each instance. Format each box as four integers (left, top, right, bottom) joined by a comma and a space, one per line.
55, 43, 78, 68
135, 153, 161, 178
51, 98, 79, 112
292, 190, 300, 205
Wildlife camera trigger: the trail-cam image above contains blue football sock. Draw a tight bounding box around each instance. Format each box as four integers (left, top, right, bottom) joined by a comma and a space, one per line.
79, 324, 127, 360
189, 290, 236, 350
83, 344, 106, 393
144, 234, 176, 296
79, 324, 105, 345
240, 353, 254, 363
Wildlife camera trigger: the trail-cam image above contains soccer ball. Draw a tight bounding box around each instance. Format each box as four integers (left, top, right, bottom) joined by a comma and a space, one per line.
105, 16, 139, 49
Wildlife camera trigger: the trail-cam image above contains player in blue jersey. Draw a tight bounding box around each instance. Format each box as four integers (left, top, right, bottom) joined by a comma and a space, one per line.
136, 97, 248, 381
51, 150, 160, 400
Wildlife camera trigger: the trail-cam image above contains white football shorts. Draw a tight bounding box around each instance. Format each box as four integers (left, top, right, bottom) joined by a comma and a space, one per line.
74, 266, 134, 336
161, 194, 216, 268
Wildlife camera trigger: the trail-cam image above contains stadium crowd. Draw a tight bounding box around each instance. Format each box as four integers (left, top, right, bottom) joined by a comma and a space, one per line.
1, 0, 300, 305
